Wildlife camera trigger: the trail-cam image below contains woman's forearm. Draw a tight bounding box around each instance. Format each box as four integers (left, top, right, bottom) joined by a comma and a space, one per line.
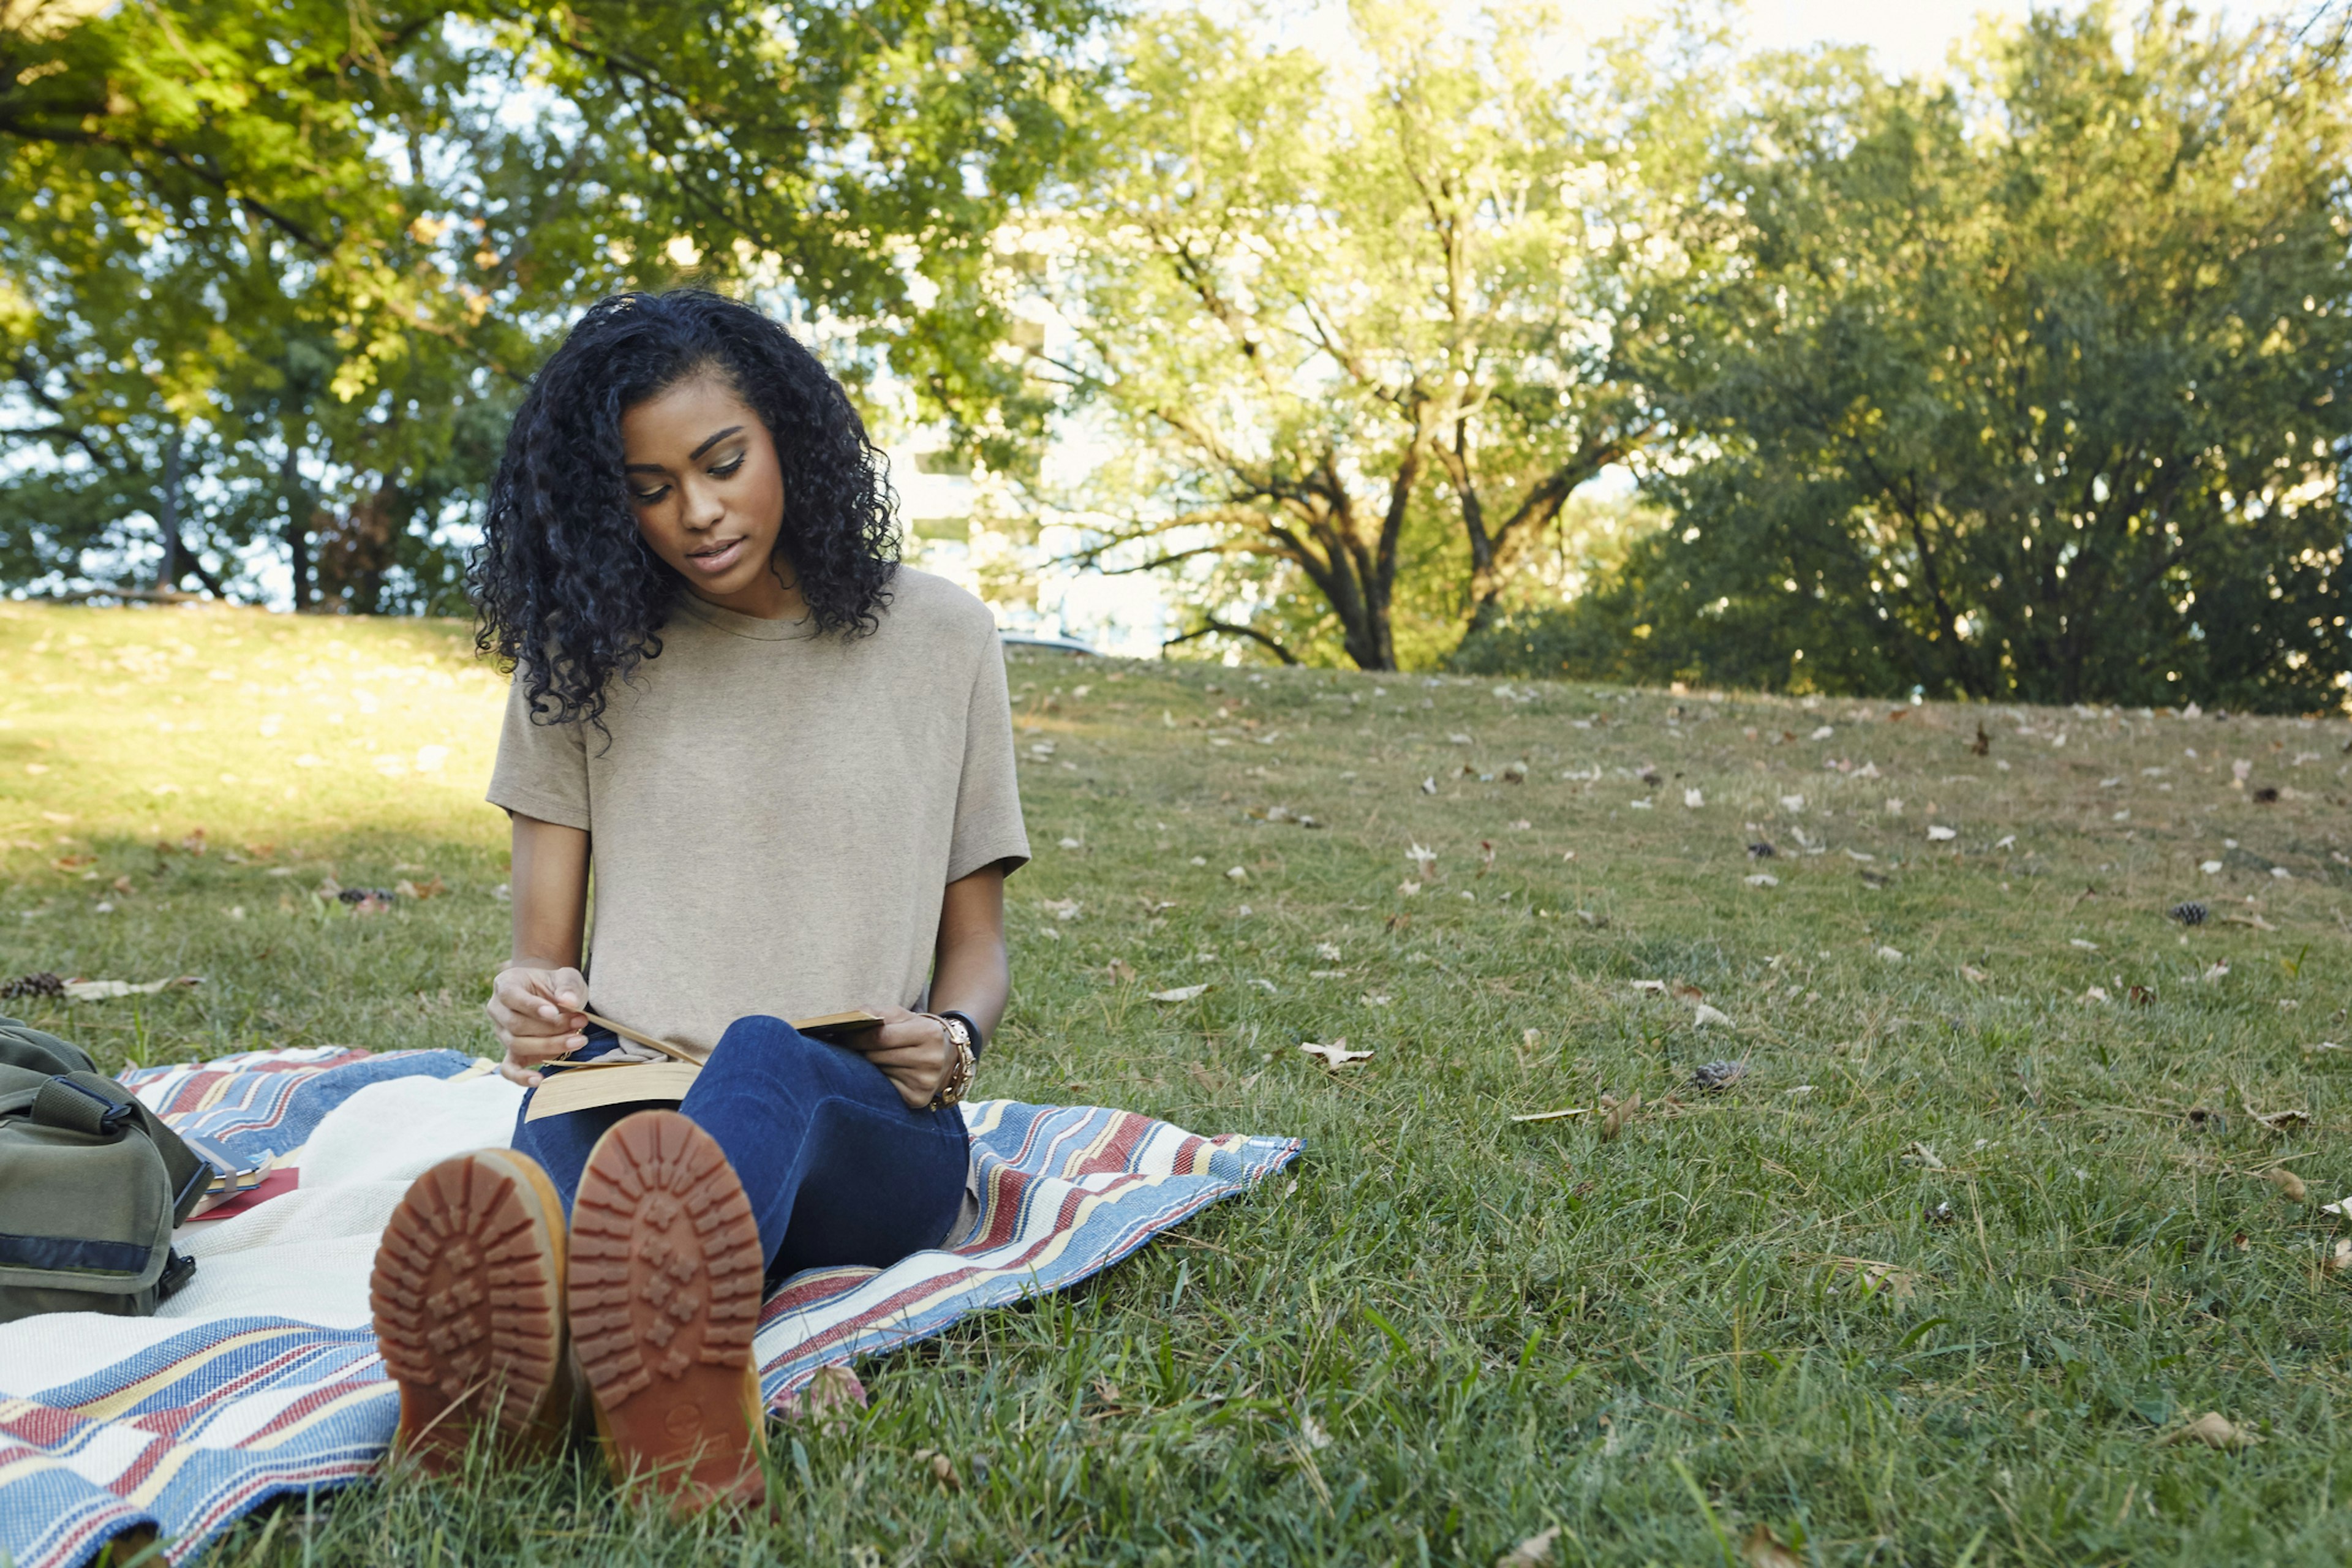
929, 865, 1009, 1041
509, 812, 591, 971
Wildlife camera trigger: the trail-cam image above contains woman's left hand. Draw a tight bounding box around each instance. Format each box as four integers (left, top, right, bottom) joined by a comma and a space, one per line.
851, 1005, 952, 1110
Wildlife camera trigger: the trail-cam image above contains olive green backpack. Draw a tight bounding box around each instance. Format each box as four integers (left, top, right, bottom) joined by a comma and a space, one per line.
0, 1016, 210, 1323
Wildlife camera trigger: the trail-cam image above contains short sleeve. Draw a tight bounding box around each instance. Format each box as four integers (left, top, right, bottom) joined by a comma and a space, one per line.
946, 632, 1030, 882
486, 675, 592, 831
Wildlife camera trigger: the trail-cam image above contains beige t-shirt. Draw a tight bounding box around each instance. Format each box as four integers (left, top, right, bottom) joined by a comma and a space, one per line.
486, 566, 1028, 1060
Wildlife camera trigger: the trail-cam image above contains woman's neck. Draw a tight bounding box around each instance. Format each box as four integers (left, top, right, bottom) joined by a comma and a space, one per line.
685, 558, 806, 620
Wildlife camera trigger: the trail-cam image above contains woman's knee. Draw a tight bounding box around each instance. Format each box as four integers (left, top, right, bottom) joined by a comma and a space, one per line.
704, 1014, 838, 1088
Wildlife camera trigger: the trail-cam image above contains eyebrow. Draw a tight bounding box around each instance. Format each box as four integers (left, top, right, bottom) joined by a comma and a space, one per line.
623, 426, 745, 474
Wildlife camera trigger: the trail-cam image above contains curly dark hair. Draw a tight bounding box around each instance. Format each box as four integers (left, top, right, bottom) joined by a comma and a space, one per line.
470, 289, 898, 726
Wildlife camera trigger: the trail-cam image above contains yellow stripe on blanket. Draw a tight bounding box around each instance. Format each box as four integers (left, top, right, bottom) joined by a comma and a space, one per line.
71, 1328, 296, 1423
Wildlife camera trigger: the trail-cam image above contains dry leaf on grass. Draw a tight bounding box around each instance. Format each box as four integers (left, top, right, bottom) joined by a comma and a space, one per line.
2323, 1196, 2352, 1222
1838, 1258, 1924, 1302
62, 975, 203, 1002
1741, 1522, 1804, 1568
1693, 1003, 1734, 1028
1901, 1141, 1944, 1170
2266, 1169, 2309, 1203
1148, 984, 1210, 1003
1509, 1106, 1591, 1124
2242, 1096, 2312, 1133
1630, 979, 1667, 994
2327, 1239, 2352, 1274
911, 1448, 963, 1490
394, 875, 447, 900
1106, 958, 1136, 983
1494, 1525, 1561, 1568
1300, 1039, 1373, 1068
2160, 1412, 2260, 1450
1960, 964, 1989, 982
1599, 1091, 1642, 1142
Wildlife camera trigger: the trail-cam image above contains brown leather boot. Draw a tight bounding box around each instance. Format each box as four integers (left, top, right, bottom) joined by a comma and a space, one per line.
370, 1148, 574, 1474
567, 1110, 769, 1514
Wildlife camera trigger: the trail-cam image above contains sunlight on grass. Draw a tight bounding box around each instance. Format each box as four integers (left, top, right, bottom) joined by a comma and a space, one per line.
6, 601, 2352, 1564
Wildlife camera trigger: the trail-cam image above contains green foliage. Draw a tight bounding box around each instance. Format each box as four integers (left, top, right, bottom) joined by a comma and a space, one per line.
1026, 2, 1708, 669
0, 0, 1104, 605
1562, 5, 2352, 710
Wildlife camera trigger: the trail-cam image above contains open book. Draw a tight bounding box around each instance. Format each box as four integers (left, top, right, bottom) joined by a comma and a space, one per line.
521, 1009, 883, 1122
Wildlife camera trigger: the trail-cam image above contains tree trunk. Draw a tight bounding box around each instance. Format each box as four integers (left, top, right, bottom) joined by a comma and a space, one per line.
156, 432, 187, 591
280, 442, 312, 611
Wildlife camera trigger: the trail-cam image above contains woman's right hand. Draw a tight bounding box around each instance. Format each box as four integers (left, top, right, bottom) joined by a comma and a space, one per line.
487, 963, 590, 1087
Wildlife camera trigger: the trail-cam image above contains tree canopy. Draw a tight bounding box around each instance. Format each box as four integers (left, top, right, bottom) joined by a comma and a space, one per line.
1461, 4, 2352, 710
0, 0, 1104, 608
1012, 2, 1714, 670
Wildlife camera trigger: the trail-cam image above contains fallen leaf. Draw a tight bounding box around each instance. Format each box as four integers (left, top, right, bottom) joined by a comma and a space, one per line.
1496, 1525, 1561, 1568
2266, 1169, 2309, 1203
2244, 1096, 2312, 1133
1744, 873, 1779, 888
1300, 1039, 1372, 1068
1225, 866, 1248, 882
2071, 938, 2100, 951
1833, 1257, 1923, 1302
1693, 1003, 1734, 1028
2203, 961, 2232, 983
1926, 825, 1956, 842
1398, 880, 1422, 897
1684, 787, 1704, 808
1901, 1141, 1944, 1170
1106, 958, 1136, 983
394, 875, 447, 900
1960, 964, 1989, 982
1316, 941, 1343, 961
62, 976, 203, 1002
1741, 1522, 1804, 1568
911, 1447, 963, 1490
2220, 912, 2278, 932
1630, 979, 1667, 994
1599, 1091, 1642, 1142
2160, 1412, 2259, 1450
1148, 984, 1210, 1003
1876, 946, 1905, 962
2329, 1239, 2352, 1273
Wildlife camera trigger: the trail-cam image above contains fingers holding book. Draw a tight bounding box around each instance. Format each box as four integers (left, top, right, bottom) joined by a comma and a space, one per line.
856, 1005, 960, 1111
488, 962, 590, 1087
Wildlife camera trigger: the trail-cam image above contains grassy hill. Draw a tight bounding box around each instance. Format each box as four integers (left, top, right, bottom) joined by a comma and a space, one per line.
4, 598, 2351, 1565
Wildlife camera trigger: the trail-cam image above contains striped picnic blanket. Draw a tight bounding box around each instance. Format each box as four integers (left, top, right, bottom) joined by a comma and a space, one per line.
0, 1049, 1299, 1568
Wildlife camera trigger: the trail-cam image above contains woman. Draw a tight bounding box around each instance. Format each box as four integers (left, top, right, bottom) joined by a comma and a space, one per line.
366, 290, 1027, 1512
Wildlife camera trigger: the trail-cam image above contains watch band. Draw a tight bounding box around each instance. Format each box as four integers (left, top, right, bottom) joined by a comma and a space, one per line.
927, 1013, 977, 1111
936, 1009, 986, 1061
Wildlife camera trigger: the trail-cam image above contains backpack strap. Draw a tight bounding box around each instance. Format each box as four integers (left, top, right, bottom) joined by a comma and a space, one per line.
29, 1071, 216, 1223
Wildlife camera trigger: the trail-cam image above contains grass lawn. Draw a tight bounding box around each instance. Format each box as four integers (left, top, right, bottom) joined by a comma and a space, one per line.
6, 598, 2352, 1566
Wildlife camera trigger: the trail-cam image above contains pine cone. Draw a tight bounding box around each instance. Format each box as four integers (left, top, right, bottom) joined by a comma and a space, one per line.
2167, 901, 2208, 926
0, 971, 64, 1000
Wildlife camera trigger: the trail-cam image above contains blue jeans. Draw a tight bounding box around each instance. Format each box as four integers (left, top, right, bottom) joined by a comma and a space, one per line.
511, 1015, 971, 1284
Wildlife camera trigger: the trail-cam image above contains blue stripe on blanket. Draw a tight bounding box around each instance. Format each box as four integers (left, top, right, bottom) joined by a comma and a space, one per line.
0, 1049, 1299, 1568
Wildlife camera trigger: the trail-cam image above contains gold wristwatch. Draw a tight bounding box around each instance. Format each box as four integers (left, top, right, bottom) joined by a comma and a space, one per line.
929, 1012, 977, 1110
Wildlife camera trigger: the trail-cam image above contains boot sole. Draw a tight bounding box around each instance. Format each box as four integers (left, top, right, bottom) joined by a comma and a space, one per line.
569, 1110, 769, 1513
370, 1148, 571, 1474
